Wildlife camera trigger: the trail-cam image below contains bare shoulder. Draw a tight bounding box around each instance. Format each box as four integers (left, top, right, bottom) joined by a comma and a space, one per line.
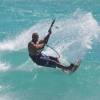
39, 39, 44, 43
28, 41, 34, 47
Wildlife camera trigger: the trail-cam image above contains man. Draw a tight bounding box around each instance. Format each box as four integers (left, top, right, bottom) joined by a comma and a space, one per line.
28, 21, 80, 73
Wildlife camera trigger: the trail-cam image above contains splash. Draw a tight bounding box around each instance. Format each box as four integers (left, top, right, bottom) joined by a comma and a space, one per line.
0, 20, 50, 51
0, 11, 99, 61
44, 12, 100, 61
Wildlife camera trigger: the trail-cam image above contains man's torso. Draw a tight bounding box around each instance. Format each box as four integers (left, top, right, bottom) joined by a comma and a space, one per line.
28, 41, 42, 55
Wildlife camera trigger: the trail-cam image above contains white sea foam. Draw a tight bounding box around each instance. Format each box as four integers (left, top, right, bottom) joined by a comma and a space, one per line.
43, 12, 100, 61
0, 62, 10, 72
0, 11, 99, 61
0, 20, 51, 51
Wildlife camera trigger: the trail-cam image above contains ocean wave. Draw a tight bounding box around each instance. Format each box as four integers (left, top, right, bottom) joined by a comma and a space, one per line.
0, 10, 99, 61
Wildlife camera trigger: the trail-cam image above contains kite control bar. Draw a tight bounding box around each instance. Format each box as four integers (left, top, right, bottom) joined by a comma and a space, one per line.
48, 19, 56, 33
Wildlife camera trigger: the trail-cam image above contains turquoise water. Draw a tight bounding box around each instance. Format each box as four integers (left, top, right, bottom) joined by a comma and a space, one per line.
0, 0, 100, 100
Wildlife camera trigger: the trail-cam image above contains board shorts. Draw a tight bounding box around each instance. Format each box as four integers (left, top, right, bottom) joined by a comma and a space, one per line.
29, 53, 58, 68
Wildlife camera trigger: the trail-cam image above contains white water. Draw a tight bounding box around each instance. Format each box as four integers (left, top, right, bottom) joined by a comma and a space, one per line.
0, 12, 99, 62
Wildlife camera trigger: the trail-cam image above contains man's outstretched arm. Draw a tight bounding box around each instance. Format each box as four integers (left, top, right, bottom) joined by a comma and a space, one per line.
39, 19, 55, 45
43, 29, 52, 44
38, 29, 51, 47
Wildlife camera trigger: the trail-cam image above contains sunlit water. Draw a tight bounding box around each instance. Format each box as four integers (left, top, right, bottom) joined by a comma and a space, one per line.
0, 0, 100, 100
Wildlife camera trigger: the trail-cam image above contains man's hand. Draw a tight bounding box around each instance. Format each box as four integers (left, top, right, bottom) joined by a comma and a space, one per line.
43, 19, 55, 45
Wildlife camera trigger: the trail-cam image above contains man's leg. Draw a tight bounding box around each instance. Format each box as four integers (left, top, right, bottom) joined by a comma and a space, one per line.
52, 61, 72, 71
53, 61, 80, 72
37, 54, 79, 72
39, 54, 75, 71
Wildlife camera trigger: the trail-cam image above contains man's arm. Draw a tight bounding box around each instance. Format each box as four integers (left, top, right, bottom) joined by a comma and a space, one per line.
38, 28, 52, 45
43, 29, 52, 44
39, 19, 55, 46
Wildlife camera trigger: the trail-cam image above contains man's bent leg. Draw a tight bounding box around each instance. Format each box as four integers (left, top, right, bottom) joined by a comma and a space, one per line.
54, 61, 79, 72
52, 61, 71, 71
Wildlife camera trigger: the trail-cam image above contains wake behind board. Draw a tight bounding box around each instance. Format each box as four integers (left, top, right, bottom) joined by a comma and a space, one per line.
63, 59, 81, 74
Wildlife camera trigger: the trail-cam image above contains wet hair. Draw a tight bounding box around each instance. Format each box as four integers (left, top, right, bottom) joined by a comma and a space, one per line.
32, 33, 39, 39
32, 33, 39, 43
